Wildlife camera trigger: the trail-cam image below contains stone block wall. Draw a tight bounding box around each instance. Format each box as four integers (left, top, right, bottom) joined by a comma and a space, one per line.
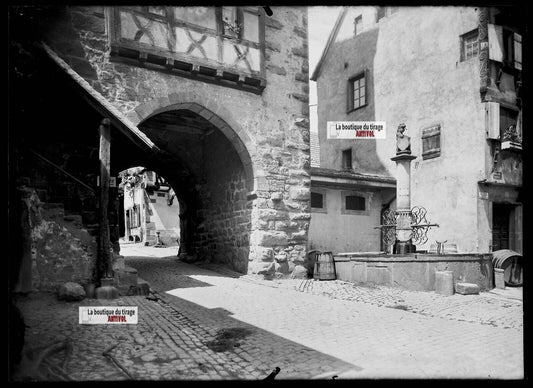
19, 188, 97, 292
41, 6, 311, 277
198, 129, 251, 273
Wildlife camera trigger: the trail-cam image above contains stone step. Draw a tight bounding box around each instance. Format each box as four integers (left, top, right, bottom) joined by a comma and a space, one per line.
42, 203, 65, 220
455, 282, 480, 295
114, 266, 138, 288
63, 214, 83, 227
136, 278, 150, 296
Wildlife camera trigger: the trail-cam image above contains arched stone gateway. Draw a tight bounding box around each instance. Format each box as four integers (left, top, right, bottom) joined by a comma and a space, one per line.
14, 5, 312, 280
129, 99, 257, 193
126, 102, 254, 274
126, 96, 311, 277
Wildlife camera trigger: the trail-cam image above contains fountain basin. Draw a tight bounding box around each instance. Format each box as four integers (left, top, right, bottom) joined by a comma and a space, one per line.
333, 252, 493, 292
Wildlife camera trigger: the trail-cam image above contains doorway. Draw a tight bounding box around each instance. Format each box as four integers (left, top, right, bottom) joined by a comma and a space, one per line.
492, 203, 514, 251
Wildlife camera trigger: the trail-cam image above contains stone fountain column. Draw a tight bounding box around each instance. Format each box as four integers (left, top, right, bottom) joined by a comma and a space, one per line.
391, 124, 417, 254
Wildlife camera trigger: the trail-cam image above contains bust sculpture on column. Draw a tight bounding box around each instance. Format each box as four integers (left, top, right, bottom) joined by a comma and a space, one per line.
396, 123, 411, 155
391, 123, 416, 254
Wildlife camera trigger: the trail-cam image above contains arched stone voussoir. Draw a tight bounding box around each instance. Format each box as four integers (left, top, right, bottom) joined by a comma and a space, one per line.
134, 95, 257, 189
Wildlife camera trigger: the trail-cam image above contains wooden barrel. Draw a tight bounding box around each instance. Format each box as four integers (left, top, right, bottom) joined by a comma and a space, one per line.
492, 249, 523, 287
306, 250, 321, 277
313, 251, 336, 281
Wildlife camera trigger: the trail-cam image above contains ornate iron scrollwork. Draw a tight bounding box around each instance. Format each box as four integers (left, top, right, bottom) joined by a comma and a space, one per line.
410, 206, 438, 245
375, 206, 439, 248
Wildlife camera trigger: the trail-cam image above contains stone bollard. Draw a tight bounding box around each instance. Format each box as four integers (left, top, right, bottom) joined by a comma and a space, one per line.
435, 270, 454, 296
494, 268, 505, 289
95, 277, 119, 300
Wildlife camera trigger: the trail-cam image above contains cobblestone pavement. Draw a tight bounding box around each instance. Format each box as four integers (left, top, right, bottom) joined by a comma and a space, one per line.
220, 268, 523, 331
13, 245, 524, 380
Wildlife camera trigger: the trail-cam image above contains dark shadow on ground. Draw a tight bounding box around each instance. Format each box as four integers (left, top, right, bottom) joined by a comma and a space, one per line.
121, 256, 364, 379
13, 286, 364, 381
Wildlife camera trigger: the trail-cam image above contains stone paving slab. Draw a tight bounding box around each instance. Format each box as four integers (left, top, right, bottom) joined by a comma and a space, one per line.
126, 256, 523, 379
12, 252, 524, 381
196, 262, 523, 331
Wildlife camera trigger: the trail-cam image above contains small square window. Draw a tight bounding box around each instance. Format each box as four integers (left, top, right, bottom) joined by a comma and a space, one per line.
341, 191, 369, 215
311, 190, 327, 213
461, 29, 479, 61
311, 192, 324, 208
345, 195, 365, 211
348, 72, 367, 112
422, 124, 441, 160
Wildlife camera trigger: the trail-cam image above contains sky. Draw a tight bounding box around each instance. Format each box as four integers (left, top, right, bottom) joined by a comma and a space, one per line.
307, 6, 343, 131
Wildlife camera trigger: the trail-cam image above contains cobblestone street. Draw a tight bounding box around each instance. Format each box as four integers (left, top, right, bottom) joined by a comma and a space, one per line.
14, 245, 524, 380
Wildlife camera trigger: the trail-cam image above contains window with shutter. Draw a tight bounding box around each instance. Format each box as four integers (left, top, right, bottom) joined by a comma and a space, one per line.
488, 24, 504, 62
421, 124, 441, 160
513, 33, 522, 70
488, 24, 522, 71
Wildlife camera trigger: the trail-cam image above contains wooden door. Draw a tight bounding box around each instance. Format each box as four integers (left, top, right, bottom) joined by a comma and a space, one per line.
492, 203, 513, 251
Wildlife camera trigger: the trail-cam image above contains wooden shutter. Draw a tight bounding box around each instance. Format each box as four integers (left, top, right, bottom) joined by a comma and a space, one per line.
488, 24, 504, 62
514, 33, 522, 70
486, 101, 500, 139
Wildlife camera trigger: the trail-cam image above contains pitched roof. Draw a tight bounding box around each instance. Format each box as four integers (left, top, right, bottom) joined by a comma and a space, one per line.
40, 42, 159, 153
310, 7, 348, 81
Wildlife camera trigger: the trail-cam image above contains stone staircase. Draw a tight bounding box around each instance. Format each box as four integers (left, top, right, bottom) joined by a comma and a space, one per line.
17, 144, 149, 296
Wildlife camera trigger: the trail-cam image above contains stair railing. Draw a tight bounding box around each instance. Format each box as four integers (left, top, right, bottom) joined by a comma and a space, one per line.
28, 149, 96, 194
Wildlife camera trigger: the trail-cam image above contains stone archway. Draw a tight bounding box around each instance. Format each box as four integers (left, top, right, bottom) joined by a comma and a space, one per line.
126, 94, 263, 194
127, 98, 259, 273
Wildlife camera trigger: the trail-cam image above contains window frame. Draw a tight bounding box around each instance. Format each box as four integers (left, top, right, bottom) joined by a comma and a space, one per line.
460, 28, 480, 62
341, 191, 370, 216
310, 188, 327, 213
341, 148, 353, 171
347, 71, 367, 113
499, 105, 520, 141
